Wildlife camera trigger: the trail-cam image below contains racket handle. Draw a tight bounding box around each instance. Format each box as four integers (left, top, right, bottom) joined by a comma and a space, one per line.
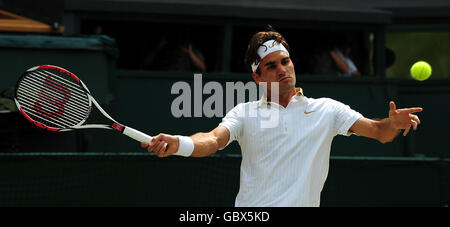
122, 126, 168, 149
123, 126, 153, 143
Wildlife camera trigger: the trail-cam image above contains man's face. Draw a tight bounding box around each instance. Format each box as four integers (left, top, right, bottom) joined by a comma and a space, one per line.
253, 50, 296, 95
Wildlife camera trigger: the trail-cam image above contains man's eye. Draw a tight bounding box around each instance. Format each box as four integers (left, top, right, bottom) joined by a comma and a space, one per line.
268, 65, 276, 69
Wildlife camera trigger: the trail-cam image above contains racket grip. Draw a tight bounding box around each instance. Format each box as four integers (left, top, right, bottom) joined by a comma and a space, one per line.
123, 126, 153, 143
123, 126, 168, 151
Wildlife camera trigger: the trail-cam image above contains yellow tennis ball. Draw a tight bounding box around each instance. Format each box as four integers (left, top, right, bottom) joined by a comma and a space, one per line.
410, 61, 432, 81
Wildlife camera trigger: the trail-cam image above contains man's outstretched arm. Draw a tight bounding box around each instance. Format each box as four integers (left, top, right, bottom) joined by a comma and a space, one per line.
350, 101, 423, 144
141, 126, 230, 158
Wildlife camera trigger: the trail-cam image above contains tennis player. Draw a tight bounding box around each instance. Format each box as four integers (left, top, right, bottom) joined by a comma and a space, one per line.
142, 27, 423, 207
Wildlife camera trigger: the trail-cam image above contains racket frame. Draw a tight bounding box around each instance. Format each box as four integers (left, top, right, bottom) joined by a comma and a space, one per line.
14, 65, 154, 143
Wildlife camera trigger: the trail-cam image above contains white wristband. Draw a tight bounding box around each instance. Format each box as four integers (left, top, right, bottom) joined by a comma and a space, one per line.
174, 135, 194, 157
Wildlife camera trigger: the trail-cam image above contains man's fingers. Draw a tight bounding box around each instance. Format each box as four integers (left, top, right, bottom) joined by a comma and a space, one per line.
141, 133, 175, 157
161, 144, 171, 157
389, 101, 396, 111
389, 101, 423, 116
155, 141, 167, 157
403, 125, 411, 136
411, 114, 421, 125
145, 134, 165, 152
153, 141, 163, 155
397, 107, 423, 115
152, 134, 165, 142
147, 143, 155, 153
402, 119, 419, 135
146, 138, 158, 152
410, 120, 417, 131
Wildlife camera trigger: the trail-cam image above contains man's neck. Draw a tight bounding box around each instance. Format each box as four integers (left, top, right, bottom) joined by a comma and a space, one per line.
266, 88, 297, 108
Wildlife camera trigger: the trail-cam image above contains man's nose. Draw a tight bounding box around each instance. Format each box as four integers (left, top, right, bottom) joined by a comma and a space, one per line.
277, 64, 287, 75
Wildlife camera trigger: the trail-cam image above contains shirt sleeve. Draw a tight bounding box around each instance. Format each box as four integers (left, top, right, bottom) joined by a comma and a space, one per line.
346, 59, 358, 75
330, 99, 363, 136
218, 103, 244, 149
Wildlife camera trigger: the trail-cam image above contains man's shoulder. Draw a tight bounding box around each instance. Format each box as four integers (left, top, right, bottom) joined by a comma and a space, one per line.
304, 96, 348, 113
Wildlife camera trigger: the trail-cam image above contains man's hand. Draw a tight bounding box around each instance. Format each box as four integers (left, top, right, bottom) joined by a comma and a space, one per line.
388, 101, 423, 136
141, 133, 179, 158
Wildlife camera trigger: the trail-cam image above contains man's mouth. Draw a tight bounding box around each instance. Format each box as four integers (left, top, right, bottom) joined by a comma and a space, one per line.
279, 76, 290, 82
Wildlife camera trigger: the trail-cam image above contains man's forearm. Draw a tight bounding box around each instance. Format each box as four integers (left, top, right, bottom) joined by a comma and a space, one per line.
375, 118, 401, 144
190, 132, 219, 157
143, 127, 229, 158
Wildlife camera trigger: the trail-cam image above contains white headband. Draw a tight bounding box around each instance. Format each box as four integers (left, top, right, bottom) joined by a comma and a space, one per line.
251, 40, 289, 72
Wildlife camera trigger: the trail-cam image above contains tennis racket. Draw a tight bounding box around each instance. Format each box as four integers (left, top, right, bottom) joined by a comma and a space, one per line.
14, 65, 158, 145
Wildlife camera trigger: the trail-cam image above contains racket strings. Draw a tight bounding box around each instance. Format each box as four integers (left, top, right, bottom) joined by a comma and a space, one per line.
16, 69, 91, 129
17, 90, 87, 128
32, 71, 89, 102
40, 69, 80, 87
19, 106, 67, 128
18, 74, 89, 115
16, 94, 88, 128
16, 94, 83, 127
20, 74, 89, 111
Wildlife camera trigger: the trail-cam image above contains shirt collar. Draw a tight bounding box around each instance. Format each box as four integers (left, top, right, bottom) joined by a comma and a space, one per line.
258, 88, 304, 107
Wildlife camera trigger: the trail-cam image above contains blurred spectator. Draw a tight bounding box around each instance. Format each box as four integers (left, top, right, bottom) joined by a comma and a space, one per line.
311, 45, 338, 75
142, 28, 206, 72
330, 44, 361, 77
0, 87, 16, 112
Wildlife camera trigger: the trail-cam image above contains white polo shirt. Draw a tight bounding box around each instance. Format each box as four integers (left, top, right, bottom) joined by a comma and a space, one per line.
219, 88, 363, 207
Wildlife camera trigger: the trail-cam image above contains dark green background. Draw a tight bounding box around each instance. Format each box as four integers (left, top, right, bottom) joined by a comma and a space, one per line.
0, 34, 448, 207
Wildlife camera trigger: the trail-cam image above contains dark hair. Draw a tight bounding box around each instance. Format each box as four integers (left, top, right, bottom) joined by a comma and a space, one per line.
244, 25, 289, 74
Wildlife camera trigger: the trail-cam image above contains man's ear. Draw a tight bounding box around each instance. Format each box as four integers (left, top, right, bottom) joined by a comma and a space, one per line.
252, 71, 260, 84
